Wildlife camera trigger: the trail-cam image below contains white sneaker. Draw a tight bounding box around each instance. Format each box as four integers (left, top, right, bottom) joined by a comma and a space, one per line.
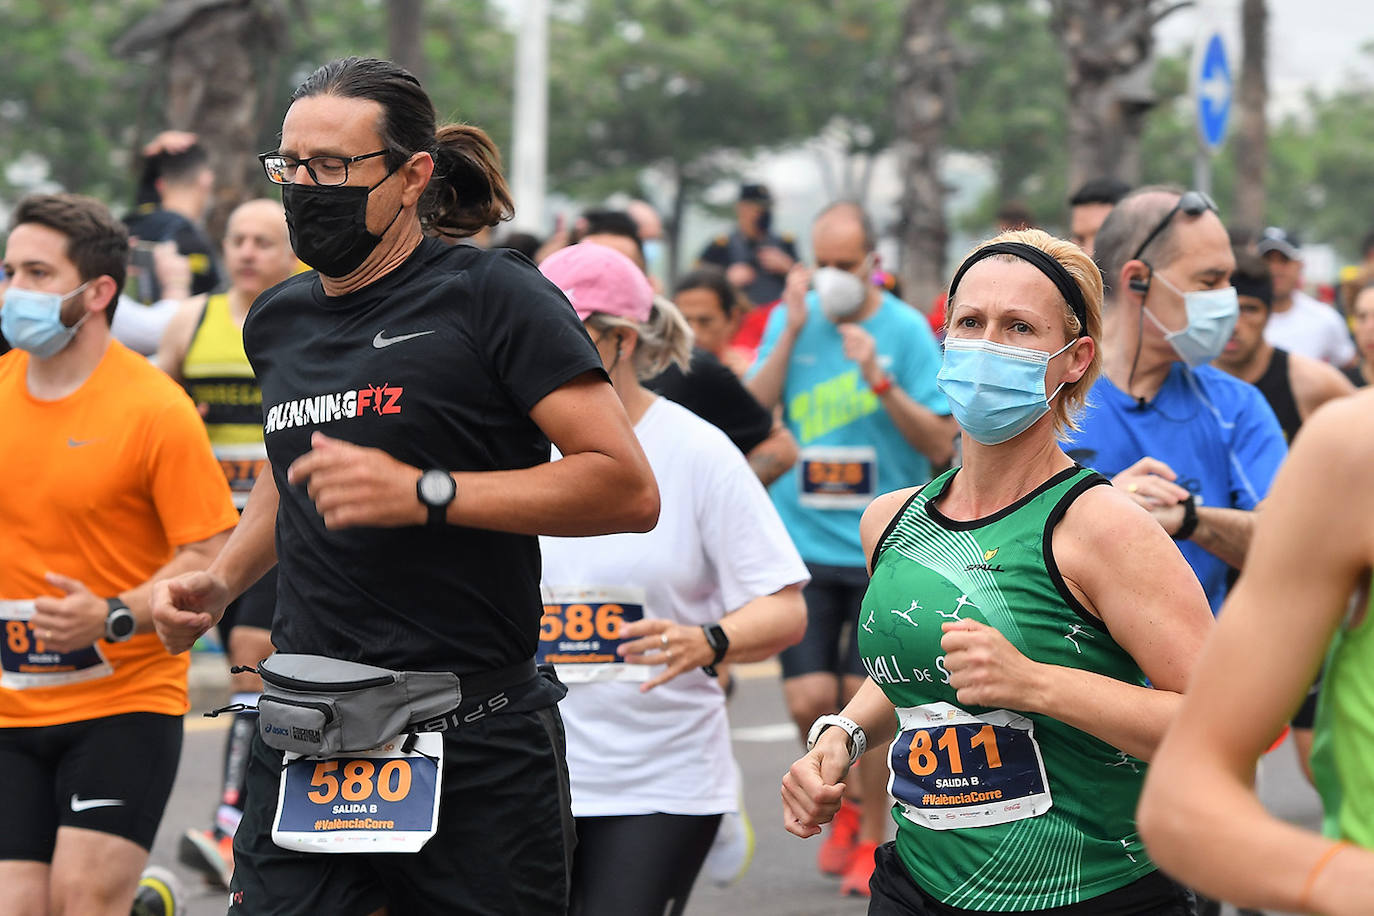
702, 760, 754, 886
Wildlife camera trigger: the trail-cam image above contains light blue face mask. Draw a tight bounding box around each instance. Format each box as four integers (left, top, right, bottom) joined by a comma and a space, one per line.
1144, 273, 1239, 368
1, 282, 92, 359
641, 238, 665, 275
937, 336, 1077, 446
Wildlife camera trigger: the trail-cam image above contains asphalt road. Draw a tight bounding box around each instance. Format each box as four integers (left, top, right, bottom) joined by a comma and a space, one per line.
152, 659, 1320, 916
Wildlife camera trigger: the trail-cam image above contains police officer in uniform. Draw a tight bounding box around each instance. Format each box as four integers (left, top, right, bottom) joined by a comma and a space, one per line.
699, 183, 798, 309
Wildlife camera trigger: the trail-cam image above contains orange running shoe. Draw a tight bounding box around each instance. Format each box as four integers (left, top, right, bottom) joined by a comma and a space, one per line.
816, 798, 861, 876
178, 828, 234, 888
840, 840, 879, 897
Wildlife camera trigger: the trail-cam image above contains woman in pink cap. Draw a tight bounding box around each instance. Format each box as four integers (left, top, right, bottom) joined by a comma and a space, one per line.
538, 242, 810, 915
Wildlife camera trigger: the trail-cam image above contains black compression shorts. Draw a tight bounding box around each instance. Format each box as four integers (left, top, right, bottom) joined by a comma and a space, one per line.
0, 712, 183, 860
570, 812, 722, 916
779, 563, 868, 679
229, 674, 574, 916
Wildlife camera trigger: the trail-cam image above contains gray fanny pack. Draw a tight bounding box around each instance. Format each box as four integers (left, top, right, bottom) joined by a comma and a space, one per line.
255, 654, 461, 757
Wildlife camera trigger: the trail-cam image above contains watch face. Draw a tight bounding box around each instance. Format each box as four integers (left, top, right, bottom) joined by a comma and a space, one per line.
108, 610, 135, 639
418, 471, 455, 505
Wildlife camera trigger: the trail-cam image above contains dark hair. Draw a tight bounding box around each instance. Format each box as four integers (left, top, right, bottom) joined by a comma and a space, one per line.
292, 57, 514, 239
814, 200, 876, 252
996, 201, 1035, 230
12, 193, 129, 324
495, 231, 541, 261
581, 209, 641, 242
135, 144, 209, 207
1092, 185, 1186, 302
1231, 248, 1274, 309
1069, 177, 1131, 208
1361, 228, 1374, 260
674, 265, 740, 317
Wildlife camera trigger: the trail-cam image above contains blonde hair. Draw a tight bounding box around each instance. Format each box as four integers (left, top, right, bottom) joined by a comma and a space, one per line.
945, 228, 1104, 438
587, 295, 693, 380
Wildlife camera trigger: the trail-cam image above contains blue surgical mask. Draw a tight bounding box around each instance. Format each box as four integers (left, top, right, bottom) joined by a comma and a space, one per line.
1, 282, 92, 359
1144, 273, 1239, 368
937, 336, 1077, 445
642, 238, 665, 275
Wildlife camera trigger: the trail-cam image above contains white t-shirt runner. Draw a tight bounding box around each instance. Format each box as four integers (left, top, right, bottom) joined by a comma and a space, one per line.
541, 397, 809, 817
1264, 289, 1356, 365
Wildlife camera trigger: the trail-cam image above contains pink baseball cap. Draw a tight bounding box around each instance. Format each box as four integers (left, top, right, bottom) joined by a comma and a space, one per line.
539, 242, 653, 323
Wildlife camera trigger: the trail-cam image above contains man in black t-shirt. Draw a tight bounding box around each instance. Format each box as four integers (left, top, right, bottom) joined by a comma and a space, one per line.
124, 134, 223, 302
152, 58, 657, 916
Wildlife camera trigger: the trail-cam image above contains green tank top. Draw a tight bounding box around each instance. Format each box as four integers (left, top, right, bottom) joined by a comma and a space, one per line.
859, 466, 1156, 910
182, 293, 265, 508
1312, 583, 1374, 847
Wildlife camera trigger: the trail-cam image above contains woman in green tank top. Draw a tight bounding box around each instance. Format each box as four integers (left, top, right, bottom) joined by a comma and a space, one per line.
1140, 388, 1374, 916
783, 229, 1214, 913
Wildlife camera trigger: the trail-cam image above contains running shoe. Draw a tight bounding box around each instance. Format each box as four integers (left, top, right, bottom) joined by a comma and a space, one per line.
132, 865, 183, 916
840, 840, 879, 898
703, 758, 755, 886
816, 798, 861, 876
178, 827, 234, 888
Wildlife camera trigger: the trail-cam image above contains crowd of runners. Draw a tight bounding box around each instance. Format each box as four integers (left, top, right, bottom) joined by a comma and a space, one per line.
2, 54, 1372, 916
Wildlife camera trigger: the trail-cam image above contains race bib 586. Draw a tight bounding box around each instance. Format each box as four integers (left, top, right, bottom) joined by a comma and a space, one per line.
538, 585, 648, 683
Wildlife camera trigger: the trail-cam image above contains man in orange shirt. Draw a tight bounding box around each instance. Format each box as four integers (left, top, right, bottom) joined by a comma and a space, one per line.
0, 193, 238, 916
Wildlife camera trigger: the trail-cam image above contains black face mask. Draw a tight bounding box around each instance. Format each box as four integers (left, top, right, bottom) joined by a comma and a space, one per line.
281, 172, 402, 278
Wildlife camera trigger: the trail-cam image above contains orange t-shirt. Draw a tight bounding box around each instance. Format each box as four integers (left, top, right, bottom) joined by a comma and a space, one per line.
0, 341, 239, 727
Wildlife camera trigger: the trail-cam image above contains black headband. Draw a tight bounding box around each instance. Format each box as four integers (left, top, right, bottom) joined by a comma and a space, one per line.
947, 241, 1090, 332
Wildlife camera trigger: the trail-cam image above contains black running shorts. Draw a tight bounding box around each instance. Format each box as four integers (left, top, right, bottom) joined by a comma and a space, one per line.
229, 683, 574, 916
0, 712, 183, 860
779, 563, 869, 679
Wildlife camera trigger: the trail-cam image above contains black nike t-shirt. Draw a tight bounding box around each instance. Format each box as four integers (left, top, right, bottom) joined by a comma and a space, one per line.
646, 347, 773, 455
243, 240, 605, 673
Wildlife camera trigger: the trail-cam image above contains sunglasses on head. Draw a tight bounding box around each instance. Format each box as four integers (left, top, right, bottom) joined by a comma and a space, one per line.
1130, 190, 1218, 262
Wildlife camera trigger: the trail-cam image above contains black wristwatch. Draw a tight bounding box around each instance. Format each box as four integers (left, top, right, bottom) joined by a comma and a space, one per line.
701, 623, 730, 678
105, 597, 136, 643
1172, 493, 1198, 541
416, 469, 457, 529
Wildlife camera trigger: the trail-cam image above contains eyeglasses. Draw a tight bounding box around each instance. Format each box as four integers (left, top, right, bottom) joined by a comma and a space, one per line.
258, 150, 388, 186
1130, 190, 1217, 262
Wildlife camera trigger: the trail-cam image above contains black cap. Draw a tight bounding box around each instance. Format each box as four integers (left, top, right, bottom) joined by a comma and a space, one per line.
1257, 226, 1302, 261
739, 183, 772, 204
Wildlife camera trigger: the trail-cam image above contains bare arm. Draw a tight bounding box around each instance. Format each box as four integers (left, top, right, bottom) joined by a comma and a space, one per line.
744, 265, 810, 410
1151, 501, 1254, 570
747, 417, 799, 486
1291, 352, 1357, 421
31, 528, 233, 651
874, 387, 957, 467
286, 372, 658, 537
1139, 392, 1374, 916
153, 294, 206, 382
939, 484, 1212, 762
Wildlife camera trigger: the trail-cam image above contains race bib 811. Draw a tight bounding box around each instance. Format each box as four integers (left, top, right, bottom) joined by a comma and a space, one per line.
538, 585, 648, 683
889, 702, 1053, 831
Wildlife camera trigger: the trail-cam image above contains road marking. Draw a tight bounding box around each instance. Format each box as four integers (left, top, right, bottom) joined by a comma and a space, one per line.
731, 723, 799, 743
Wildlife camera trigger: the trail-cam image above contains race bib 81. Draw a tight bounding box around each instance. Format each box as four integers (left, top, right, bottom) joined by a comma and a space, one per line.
888, 702, 1053, 831
0, 600, 113, 689
538, 586, 648, 683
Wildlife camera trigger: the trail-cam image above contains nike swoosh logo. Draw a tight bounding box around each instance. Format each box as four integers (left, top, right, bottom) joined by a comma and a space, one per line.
67, 438, 100, 448
373, 330, 436, 348
71, 794, 125, 812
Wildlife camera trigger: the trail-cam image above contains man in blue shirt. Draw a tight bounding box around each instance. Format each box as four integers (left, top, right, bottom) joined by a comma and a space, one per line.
747, 201, 955, 895
1064, 188, 1287, 615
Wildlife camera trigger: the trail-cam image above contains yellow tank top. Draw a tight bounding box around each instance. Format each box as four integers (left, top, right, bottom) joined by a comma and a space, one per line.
182, 293, 265, 508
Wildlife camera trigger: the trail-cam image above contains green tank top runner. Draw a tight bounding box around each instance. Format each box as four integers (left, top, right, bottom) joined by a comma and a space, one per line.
858, 465, 1157, 910
1312, 581, 1374, 848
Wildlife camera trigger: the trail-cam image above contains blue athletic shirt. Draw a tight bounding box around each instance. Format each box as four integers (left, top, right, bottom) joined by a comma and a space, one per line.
1063, 363, 1286, 613
753, 290, 948, 567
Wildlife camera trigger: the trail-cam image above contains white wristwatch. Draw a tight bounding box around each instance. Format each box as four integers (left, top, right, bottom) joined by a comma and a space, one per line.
806, 714, 867, 767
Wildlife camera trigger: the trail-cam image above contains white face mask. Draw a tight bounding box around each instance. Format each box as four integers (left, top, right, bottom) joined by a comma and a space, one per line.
814, 259, 871, 322
1144, 272, 1240, 368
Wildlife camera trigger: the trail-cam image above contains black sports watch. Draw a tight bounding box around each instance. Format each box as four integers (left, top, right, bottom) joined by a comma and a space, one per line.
416, 469, 457, 529
105, 597, 136, 643
1172, 493, 1198, 541
701, 623, 729, 678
